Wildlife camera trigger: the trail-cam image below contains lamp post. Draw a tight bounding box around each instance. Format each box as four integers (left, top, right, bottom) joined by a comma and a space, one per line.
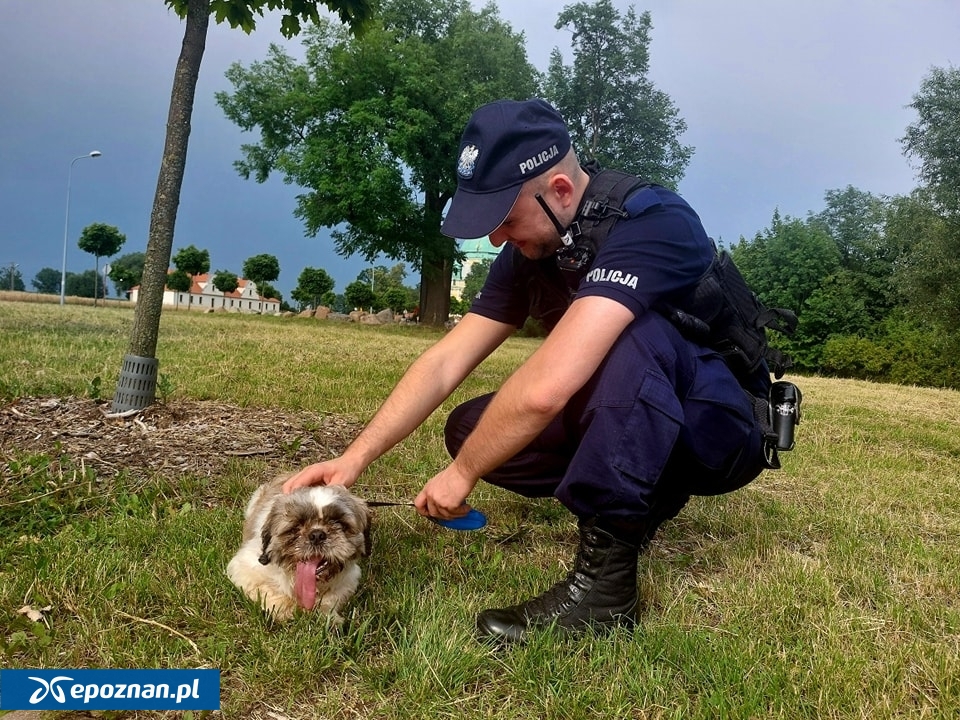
60, 150, 102, 305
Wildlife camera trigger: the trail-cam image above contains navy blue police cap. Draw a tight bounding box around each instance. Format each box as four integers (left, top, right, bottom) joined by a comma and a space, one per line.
440, 98, 572, 240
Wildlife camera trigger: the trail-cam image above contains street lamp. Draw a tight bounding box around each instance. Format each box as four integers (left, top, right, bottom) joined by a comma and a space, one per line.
60, 150, 102, 305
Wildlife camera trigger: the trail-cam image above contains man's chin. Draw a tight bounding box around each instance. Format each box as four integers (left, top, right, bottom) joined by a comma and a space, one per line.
516, 244, 558, 261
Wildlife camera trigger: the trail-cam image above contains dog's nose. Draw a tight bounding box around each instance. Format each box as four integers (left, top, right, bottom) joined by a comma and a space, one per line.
309, 529, 327, 544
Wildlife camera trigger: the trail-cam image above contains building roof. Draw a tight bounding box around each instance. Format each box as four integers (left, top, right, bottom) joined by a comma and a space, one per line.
130, 271, 279, 305
458, 238, 502, 259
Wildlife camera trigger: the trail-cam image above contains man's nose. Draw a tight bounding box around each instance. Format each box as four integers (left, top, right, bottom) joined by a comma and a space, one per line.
488, 229, 506, 247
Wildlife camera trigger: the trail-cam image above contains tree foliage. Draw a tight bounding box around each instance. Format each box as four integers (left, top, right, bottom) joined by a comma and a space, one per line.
259, 281, 281, 301
1, 266, 25, 292
32, 267, 61, 295
896, 65, 960, 328
242, 253, 281, 291
729, 178, 941, 377
344, 280, 376, 311
216, 0, 538, 325
171, 246, 209, 308
901, 65, 960, 216
889, 189, 960, 328
108, 252, 146, 298
65, 270, 99, 299
808, 186, 896, 323
544, 0, 691, 186
78, 223, 126, 260
167, 269, 193, 293
358, 263, 418, 311
78, 223, 126, 305
212, 269, 240, 304
461, 256, 493, 309
167, 268, 193, 309
167, 0, 371, 37
291, 266, 335, 308
173, 244, 211, 277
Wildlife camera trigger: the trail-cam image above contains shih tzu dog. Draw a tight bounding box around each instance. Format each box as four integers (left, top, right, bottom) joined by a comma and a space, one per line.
227, 473, 371, 622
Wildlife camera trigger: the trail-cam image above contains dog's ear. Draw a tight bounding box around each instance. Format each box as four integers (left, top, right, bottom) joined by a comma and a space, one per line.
258, 526, 273, 565
259, 502, 288, 564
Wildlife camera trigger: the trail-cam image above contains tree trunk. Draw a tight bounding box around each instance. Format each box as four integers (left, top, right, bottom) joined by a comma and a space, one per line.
125, 0, 209, 358
418, 254, 453, 327
111, 0, 208, 412
417, 194, 455, 327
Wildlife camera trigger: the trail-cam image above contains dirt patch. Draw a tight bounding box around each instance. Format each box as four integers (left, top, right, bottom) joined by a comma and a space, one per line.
0, 396, 362, 480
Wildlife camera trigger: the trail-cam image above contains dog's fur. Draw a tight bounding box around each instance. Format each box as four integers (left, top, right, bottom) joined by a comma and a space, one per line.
227, 474, 371, 622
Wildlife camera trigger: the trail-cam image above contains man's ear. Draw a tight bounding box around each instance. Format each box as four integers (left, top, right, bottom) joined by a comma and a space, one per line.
548, 172, 577, 209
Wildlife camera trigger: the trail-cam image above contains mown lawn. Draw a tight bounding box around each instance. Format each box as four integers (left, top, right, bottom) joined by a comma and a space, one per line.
1, 300, 958, 719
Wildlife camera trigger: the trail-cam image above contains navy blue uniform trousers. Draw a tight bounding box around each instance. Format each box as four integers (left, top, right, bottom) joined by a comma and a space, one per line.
445, 310, 769, 540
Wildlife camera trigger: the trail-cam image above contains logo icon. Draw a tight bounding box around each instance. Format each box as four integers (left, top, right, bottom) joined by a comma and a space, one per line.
775, 402, 795, 417
29, 676, 74, 704
457, 144, 479, 179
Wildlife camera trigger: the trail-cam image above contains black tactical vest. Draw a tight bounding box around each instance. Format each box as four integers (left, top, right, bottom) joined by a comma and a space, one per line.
513, 163, 798, 379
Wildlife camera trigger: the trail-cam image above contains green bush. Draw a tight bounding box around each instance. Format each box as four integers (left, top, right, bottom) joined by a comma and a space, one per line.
821, 318, 960, 389
821, 335, 892, 381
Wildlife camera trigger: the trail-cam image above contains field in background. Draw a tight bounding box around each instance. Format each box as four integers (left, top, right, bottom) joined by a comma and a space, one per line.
1, 300, 958, 719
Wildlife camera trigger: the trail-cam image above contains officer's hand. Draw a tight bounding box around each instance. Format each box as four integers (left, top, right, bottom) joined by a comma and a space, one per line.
282, 458, 361, 493
414, 464, 477, 519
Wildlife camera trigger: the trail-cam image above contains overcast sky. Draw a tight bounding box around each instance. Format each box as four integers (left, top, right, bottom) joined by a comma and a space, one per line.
1, 0, 957, 298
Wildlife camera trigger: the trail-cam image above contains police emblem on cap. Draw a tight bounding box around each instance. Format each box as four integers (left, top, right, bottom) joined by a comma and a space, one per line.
457, 144, 480, 179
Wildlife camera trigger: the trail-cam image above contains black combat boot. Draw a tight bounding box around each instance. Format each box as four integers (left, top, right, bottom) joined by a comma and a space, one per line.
476, 519, 639, 643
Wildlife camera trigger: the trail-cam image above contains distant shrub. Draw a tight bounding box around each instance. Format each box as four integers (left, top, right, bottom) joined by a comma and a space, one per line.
822, 319, 960, 389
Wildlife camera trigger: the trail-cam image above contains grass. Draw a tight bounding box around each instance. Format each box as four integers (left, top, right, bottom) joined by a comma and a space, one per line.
1, 299, 959, 719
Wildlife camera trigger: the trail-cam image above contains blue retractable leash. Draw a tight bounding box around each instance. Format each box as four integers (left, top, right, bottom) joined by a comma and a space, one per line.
365, 500, 487, 531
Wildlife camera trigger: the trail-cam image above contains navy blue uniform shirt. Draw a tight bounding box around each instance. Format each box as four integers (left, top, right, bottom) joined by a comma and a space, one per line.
469, 184, 716, 328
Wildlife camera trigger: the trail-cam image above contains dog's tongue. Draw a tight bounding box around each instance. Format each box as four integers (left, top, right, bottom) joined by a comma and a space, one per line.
295, 559, 321, 609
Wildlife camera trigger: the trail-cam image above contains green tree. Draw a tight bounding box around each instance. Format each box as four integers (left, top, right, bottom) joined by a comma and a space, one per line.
242, 253, 281, 297
360, 263, 418, 310
544, 0, 691, 186
78, 222, 126, 306
449, 295, 466, 316
901, 65, 960, 216
460, 256, 493, 309
108, 252, 146, 298
381, 286, 409, 313
292, 266, 335, 309
65, 270, 98, 298
167, 269, 193, 309
733, 210, 841, 315
212, 269, 240, 306
258, 281, 281, 301
115, 0, 372, 412
172, 244, 210, 309
731, 210, 842, 371
809, 186, 898, 324
216, 0, 538, 325
344, 279, 376, 311
1, 265, 25, 292
889, 188, 958, 328
322, 291, 349, 313
32, 267, 61, 295
896, 66, 960, 328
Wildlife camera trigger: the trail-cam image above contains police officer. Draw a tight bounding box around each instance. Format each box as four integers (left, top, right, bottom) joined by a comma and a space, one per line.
284, 98, 771, 642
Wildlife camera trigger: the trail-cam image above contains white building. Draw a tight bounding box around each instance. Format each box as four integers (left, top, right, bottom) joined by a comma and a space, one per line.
129, 272, 281, 313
